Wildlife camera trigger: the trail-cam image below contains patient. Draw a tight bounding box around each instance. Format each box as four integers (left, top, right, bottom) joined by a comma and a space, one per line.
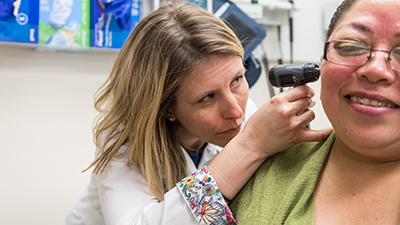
230, 0, 400, 224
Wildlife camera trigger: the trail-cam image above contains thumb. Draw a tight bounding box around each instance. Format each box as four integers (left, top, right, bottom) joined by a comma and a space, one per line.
303, 127, 334, 142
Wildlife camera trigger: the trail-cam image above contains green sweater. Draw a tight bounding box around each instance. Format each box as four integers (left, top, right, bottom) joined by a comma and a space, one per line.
231, 132, 400, 224
230, 133, 334, 224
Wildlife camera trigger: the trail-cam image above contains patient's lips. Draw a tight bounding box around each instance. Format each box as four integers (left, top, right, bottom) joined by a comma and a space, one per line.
349, 96, 398, 108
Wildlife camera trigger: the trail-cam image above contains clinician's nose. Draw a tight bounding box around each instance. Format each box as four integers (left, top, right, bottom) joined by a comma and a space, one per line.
357, 51, 396, 84
221, 93, 243, 119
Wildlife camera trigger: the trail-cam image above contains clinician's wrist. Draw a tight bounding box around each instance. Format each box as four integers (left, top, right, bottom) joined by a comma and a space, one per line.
231, 132, 271, 162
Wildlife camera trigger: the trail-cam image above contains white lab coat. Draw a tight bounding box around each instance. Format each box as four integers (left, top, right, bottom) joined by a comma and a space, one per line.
64, 98, 258, 225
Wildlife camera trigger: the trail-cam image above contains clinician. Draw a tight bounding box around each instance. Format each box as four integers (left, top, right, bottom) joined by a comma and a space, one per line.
64, 3, 332, 225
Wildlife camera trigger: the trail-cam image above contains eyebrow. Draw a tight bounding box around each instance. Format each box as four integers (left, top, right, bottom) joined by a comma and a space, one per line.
187, 67, 244, 100
340, 22, 400, 38
351, 22, 374, 35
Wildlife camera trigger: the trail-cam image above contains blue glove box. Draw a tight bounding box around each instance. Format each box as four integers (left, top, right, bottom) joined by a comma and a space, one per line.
0, 0, 40, 44
91, 0, 140, 49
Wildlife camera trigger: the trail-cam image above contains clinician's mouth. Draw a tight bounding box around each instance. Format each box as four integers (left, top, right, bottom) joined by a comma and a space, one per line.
221, 125, 242, 135
347, 95, 398, 108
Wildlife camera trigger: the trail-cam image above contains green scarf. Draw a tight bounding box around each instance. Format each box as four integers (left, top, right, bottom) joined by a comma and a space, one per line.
230, 133, 334, 224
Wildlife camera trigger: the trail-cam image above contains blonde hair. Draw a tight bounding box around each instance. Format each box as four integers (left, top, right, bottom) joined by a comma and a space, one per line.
86, 2, 244, 201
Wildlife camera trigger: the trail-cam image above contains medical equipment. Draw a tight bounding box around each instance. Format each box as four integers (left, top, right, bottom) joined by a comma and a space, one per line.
213, 0, 267, 88
268, 63, 320, 88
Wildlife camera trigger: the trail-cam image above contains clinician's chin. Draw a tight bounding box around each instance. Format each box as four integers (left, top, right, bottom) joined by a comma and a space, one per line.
214, 133, 240, 148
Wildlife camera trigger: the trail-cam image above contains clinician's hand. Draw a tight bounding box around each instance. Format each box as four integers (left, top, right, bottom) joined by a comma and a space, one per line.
208, 85, 333, 200
240, 84, 332, 158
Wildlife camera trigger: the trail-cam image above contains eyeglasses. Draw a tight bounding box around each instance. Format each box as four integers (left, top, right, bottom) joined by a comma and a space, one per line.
323, 40, 400, 72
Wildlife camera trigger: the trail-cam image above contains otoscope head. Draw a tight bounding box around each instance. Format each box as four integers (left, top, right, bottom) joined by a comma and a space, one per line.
269, 63, 320, 87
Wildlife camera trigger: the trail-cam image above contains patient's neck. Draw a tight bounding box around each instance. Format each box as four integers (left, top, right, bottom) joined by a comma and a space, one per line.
313, 140, 400, 225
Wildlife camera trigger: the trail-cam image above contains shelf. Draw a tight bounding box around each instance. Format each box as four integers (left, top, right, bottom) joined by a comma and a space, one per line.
0, 41, 120, 54
257, 0, 294, 10
229, 0, 300, 26
231, 0, 296, 10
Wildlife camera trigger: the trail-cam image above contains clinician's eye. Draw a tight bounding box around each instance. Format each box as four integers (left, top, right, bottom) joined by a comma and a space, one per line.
199, 93, 215, 103
231, 75, 243, 88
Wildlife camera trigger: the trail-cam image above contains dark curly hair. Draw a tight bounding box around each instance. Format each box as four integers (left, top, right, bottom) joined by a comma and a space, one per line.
326, 0, 358, 40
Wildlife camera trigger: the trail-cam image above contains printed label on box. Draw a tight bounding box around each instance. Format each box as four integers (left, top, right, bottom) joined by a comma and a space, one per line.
39, 0, 90, 49
91, 0, 140, 49
0, 0, 39, 43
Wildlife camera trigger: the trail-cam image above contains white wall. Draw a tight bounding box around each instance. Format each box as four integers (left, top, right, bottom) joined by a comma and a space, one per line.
0, 46, 117, 225
0, 1, 340, 224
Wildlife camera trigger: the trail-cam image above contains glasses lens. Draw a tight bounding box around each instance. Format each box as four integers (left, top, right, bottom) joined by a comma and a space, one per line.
390, 47, 400, 71
326, 41, 371, 67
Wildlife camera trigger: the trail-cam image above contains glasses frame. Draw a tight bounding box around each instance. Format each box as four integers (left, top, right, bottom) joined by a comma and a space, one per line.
323, 40, 400, 72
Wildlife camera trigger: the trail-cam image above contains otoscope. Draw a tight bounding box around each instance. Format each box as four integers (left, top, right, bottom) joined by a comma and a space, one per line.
268, 63, 320, 129
268, 63, 320, 87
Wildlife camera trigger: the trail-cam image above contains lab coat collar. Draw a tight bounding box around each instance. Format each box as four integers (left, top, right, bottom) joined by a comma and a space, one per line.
182, 143, 222, 175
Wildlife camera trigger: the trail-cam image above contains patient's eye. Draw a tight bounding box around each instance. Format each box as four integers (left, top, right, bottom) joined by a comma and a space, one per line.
334, 41, 370, 56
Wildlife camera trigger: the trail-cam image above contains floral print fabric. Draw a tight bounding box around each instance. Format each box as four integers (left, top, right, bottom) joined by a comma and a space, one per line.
177, 166, 236, 225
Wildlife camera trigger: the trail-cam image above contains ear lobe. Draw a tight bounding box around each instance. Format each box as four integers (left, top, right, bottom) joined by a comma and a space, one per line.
165, 109, 175, 121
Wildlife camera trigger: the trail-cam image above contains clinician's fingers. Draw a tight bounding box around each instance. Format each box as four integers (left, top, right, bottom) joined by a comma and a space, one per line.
295, 97, 316, 116
269, 86, 315, 112
294, 108, 315, 127
283, 85, 315, 102
299, 127, 334, 142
